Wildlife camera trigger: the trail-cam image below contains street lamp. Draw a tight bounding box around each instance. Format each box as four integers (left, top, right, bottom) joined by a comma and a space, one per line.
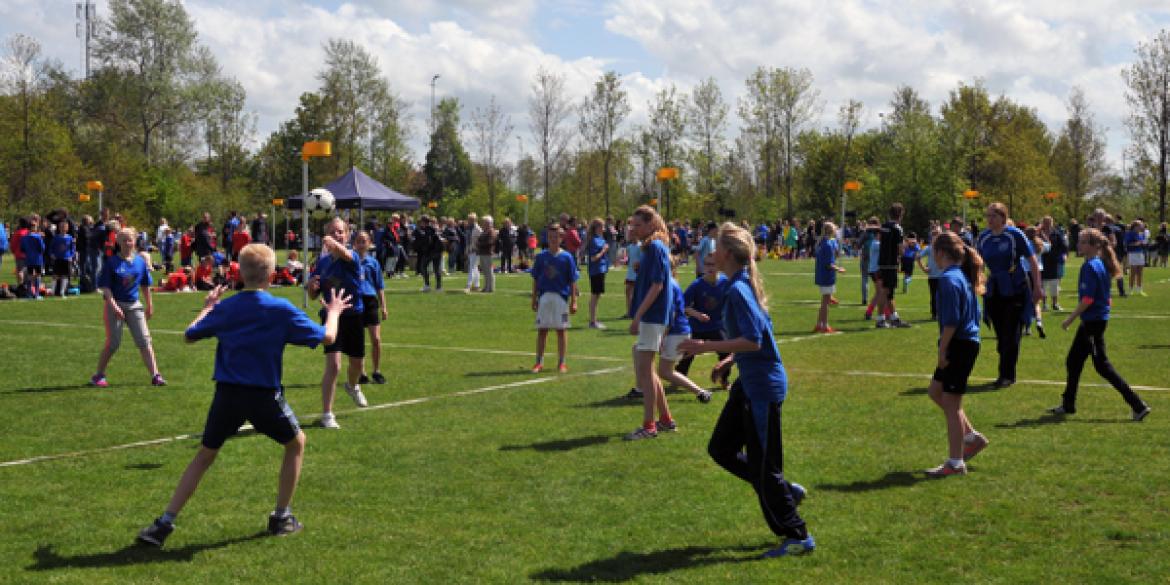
301, 140, 332, 307
962, 189, 979, 225
656, 167, 680, 217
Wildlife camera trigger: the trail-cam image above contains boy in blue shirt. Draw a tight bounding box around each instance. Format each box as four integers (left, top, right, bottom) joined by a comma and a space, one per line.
657, 278, 711, 403
531, 225, 579, 373
585, 218, 610, 330
137, 243, 352, 547
676, 257, 729, 389
49, 220, 75, 297
20, 225, 46, 299
90, 228, 165, 387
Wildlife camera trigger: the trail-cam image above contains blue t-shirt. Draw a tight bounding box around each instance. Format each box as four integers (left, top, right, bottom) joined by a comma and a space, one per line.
676, 227, 690, 248
1123, 231, 1145, 250
867, 239, 881, 273
1078, 257, 1111, 322
667, 281, 691, 335
586, 235, 609, 276
310, 250, 364, 315
814, 238, 839, 286
722, 270, 787, 403
51, 234, 75, 261
632, 240, 673, 325
920, 245, 943, 278
978, 227, 1034, 297
21, 232, 45, 266
358, 254, 383, 297
99, 254, 153, 303
935, 265, 981, 342
532, 249, 578, 300
186, 290, 325, 389
625, 243, 642, 282
696, 236, 715, 273
684, 275, 726, 333
756, 224, 769, 241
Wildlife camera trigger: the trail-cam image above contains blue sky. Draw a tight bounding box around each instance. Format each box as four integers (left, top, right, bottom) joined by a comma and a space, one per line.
4, 0, 1170, 168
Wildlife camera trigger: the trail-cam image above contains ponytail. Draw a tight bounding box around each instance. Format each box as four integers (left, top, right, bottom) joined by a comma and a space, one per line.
747, 254, 769, 313
960, 245, 986, 296
718, 222, 770, 312
1099, 241, 1122, 279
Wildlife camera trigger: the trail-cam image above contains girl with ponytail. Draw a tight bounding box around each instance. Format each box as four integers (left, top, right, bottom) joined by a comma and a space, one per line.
922, 232, 988, 477
678, 222, 814, 558
1048, 228, 1150, 420
624, 205, 677, 440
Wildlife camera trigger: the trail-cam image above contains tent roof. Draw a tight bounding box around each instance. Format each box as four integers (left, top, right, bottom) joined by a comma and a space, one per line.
287, 167, 420, 211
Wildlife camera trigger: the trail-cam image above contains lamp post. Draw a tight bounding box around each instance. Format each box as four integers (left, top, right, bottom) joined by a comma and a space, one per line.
842, 180, 861, 237
301, 140, 332, 307
656, 167, 679, 217
517, 194, 529, 226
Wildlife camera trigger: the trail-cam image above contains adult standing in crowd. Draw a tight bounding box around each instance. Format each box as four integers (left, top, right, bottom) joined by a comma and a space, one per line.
498, 218, 516, 274
977, 202, 1042, 389
1039, 216, 1067, 311
477, 216, 498, 293
221, 211, 240, 254
194, 212, 216, 260
250, 212, 270, 246
464, 213, 483, 292
1068, 219, 1081, 256
414, 215, 444, 292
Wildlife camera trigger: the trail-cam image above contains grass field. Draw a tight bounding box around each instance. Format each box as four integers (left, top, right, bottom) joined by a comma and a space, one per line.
1, 255, 1168, 584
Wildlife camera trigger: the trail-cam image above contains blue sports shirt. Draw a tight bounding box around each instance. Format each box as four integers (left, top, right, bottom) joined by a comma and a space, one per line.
814, 238, 839, 286
977, 226, 1034, 297
21, 232, 45, 266
51, 234, 75, 261
1078, 257, 1111, 322
684, 275, 726, 334
722, 270, 787, 403
358, 254, 383, 296
586, 235, 609, 276
935, 265, 981, 342
310, 250, 365, 315
99, 254, 153, 303
667, 281, 691, 335
624, 243, 642, 282
186, 290, 326, 389
632, 240, 673, 325
532, 249, 579, 300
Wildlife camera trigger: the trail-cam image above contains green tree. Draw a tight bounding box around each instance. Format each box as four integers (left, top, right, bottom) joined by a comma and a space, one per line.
423, 97, 472, 201
578, 71, 630, 217
1123, 28, 1170, 223
1051, 87, 1107, 221
469, 95, 513, 216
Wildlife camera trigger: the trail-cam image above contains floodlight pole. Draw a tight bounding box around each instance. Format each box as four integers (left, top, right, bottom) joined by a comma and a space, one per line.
302, 157, 309, 307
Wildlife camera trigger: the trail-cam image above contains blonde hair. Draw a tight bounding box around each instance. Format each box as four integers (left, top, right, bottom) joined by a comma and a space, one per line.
986, 202, 1008, 222
1081, 228, 1122, 279
324, 216, 348, 235
632, 205, 670, 250
933, 232, 986, 295
717, 222, 769, 312
238, 243, 276, 288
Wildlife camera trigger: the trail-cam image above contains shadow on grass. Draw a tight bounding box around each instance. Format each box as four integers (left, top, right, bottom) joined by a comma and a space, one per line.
577, 394, 639, 409
900, 381, 1006, 396
26, 532, 267, 571
817, 471, 932, 492
529, 543, 766, 582
124, 462, 164, 470
1138, 344, 1170, 350
464, 369, 533, 378
3, 384, 94, 395
995, 414, 1131, 429
499, 434, 611, 452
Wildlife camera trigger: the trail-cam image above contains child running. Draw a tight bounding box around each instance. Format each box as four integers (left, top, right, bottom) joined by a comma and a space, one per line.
1048, 228, 1151, 421
923, 232, 989, 478
676, 257, 730, 391
89, 227, 165, 387
354, 231, 388, 386
625, 205, 676, 441
813, 222, 846, 333
308, 217, 369, 429
677, 222, 814, 558
531, 224, 579, 373
136, 244, 352, 547
585, 218, 610, 329
658, 276, 712, 403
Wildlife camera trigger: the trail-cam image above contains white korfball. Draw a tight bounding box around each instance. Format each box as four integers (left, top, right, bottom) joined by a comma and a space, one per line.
305, 187, 335, 211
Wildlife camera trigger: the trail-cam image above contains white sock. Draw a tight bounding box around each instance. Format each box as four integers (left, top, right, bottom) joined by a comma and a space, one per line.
891, 312, 900, 321
948, 458, 964, 468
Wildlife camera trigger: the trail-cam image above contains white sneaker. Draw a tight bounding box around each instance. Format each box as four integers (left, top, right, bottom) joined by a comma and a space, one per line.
420, 285, 431, 292
345, 383, 368, 407
320, 412, 340, 429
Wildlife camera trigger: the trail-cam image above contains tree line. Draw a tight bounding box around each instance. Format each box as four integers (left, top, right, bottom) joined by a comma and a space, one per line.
2, 0, 1169, 233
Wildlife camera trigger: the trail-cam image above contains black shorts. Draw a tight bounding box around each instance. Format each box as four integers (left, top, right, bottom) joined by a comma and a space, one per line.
879, 268, 898, 299
900, 257, 915, 275
54, 259, 72, 277
201, 382, 300, 449
932, 339, 981, 394
590, 273, 606, 295
26, 263, 44, 275
361, 295, 381, 326
324, 312, 365, 358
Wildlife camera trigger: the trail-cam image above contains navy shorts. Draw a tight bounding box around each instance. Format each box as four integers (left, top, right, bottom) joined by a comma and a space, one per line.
201, 382, 300, 449
361, 295, 381, 326
324, 312, 365, 358
932, 339, 981, 394
590, 273, 606, 295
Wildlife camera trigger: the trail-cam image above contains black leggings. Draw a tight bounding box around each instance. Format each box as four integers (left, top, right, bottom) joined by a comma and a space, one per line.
985, 292, 1027, 381
1061, 320, 1145, 412
675, 329, 729, 381
708, 381, 807, 540
927, 278, 939, 319
500, 245, 514, 273
420, 254, 442, 288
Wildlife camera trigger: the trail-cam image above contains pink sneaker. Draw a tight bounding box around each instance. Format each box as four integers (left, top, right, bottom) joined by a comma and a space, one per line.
963, 432, 989, 462
925, 461, 967, 478
89, 374, 109, 388
151, 374, 167, 387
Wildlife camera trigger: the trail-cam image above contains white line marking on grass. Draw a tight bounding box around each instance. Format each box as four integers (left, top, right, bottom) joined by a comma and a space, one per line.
0, 365, 628, 469
789, 368, 1170, 392
382, 342, 626, 362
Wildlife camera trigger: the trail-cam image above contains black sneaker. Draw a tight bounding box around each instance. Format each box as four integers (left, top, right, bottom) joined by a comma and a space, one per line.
892, 319, 912, 328
371, 372, 386, 384
358, 373, 370, 384
136, 518, 174, 547
268, 514, 304, 536
993, 378, 1015, 389
1133, 405, 1152, 422
1036, 323, 1047, 339
624, 387, 643, 400
697, 390, 712, 404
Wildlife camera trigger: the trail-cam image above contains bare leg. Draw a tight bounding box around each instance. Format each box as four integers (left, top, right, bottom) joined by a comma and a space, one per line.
321, 352, 341, 413
164, 447, 220, 515
555, 330, 567, 365
138, 345, 160, 376
368, 325, 382, 373
658, 359, 704, 396
276, 432, 305, 509
589, 293, 601, 324
929, 382, 967, 460
817, 295, 830, 329
347, 357, 363, 387
635, 350, 657, 423
535, 329, 549, 364
653, 371, 672, 421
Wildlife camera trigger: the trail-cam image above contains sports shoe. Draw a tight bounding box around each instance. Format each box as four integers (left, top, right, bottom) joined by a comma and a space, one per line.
875, 320, 891, 329
963, 432, 989, 462
821, 326, 837, 334
993, 378, 1015, 389
1133, 405, 1152, 422
762, 535, 816, 558
589, 321, 607, 330
1052, 304, 1062, 311
420, 286, 431, 292
1047, 405, 1075, 415
697, 390, 712, 404
358, 373, 370, 384
891, 319, 912, 328
371, 372, 386, 384
624, 426, 658, 441
925, 460, 967, 478
655, 419, 678, 433
268, 513, 304, 536
136, 518, 174, 547
345, 383, 368, 407
790, 482, 807, 506
1036, 323, 1047, 339
319, 412, 340, 429
624, 387, 643, 399
151, 374, 167, 386
531, 364, 544, 374
89, 374, 109, 388
558, 363, 569, 373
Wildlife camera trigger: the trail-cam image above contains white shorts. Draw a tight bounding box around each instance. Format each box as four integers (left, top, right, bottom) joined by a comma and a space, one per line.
659, 333, 690, 361
535, 292, 570, 330
1042, 279, 1060, 298
634, 322, 668, 353
1128, 252, 1146, 267
819, 285, 836, 296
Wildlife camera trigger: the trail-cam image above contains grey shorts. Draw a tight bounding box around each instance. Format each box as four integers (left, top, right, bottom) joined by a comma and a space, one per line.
104, 300, 152, 350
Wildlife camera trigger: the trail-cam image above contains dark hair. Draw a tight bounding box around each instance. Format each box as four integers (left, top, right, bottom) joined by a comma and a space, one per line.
889, 203, 905, 220
933, 232, 985, 295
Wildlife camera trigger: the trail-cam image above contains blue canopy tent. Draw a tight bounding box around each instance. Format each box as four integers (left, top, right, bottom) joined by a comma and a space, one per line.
288, 166, 420, 224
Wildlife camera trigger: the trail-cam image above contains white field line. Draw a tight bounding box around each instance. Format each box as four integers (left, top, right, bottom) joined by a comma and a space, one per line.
0, 365, 627, 469
789, 368, 1170, 392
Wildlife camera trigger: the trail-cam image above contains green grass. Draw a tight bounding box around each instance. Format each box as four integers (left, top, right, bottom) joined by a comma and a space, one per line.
1, 256, 1169, 583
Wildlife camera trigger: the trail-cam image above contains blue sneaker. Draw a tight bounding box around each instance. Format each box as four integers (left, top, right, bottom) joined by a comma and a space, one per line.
762, 535, 815, 558
136, 518, 174, 547
789, 482, 807, 507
